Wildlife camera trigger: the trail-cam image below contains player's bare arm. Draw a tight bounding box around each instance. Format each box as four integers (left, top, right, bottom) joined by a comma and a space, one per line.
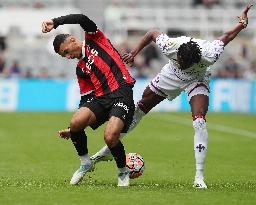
122, 28, 162, 65
42, 14, 97, 33
218, 4, 253, 46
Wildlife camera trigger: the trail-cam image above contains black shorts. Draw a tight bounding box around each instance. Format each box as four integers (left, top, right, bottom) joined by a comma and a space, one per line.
81, 85, 135, 133
79, 92, 101, 130
79, 92, 95, 108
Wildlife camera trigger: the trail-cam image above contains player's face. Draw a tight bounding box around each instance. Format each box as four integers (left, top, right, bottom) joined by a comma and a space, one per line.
58, 36, 82, 59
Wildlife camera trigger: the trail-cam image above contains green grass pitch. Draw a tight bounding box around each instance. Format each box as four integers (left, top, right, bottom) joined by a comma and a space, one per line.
0, 112, 256, 205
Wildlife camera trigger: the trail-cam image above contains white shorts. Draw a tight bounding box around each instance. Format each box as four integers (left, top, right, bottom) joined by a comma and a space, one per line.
149, 64, 210, 102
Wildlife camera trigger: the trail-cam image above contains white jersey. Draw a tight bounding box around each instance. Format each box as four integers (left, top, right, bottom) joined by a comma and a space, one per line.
149, 34, 225, 101
155, 34, 224, 83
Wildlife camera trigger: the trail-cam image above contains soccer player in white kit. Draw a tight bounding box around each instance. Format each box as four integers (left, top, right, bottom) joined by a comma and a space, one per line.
86, 4, 252, 188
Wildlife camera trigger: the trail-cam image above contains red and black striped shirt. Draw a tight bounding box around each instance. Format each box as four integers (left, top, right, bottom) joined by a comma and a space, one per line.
76, 64, 94, 95
77, 29, 135, 96
53, 14, 135, 96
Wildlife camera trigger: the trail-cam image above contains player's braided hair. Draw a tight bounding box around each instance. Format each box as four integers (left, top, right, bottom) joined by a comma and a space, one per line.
53, 34, 71, 53
177, 40, 202, 69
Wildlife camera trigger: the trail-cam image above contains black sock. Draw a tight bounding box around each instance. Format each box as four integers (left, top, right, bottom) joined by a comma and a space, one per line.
109, 141, 126, 168
70, 129, 88, 156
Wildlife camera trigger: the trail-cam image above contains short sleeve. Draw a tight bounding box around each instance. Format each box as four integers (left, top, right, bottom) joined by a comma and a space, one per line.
201, 40, 225, 64
156, 33, 181, 55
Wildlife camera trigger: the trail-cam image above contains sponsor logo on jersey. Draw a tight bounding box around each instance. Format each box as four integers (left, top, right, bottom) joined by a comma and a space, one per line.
85, 45, 98, 72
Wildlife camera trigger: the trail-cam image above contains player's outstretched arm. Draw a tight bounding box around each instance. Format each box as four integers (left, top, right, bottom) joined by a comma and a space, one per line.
122, 28, 162, 65
218, 4, 253, 46
42, 14, 97, 34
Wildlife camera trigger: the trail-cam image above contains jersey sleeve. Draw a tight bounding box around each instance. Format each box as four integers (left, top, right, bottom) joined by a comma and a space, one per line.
155, 33, 181, 55
52, 14, 97, 33
201, 40, 225, 64
85, 29, 110, 48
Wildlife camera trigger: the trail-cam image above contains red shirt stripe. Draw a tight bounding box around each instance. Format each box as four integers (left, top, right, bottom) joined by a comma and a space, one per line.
76, 60, 94, 95
81, 29, 135, 96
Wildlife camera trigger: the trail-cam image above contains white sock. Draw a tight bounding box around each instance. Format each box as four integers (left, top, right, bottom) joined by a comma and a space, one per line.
91, 105, 146, 159
92, 145, 110, 158
193, 117, 208, 179
127, 105, 146, 133
80, 154, 91, 165
118, 167, 127, 173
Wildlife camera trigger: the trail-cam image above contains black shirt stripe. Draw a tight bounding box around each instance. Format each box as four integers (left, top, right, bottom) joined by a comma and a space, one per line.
81, 57, 111, 95
85, 38, 126, 87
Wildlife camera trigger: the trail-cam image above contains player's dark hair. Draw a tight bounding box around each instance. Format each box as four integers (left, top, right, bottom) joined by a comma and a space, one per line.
177, 40, 202, 69
53, 34, 71, 53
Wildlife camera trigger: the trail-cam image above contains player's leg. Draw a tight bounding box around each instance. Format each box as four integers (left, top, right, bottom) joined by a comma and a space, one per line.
91, 73, 168, 162
69, 106, 98, 185
103, 85, 135, 186
69, 106, 96, 160
104, 116, 130, 186
188, 84, 209, 189
129, 86, 165, 131
90, 86, 165, 162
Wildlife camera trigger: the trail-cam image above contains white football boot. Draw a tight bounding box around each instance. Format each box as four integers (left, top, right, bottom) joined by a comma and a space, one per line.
117, 168, 130, 187
70, 161, 95, 185
193, 177, 208, 189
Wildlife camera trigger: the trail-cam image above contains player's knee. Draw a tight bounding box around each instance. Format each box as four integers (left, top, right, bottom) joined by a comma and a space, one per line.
193, 116, 206, 130
70, 118, 84, 132
104, 130, 119, 148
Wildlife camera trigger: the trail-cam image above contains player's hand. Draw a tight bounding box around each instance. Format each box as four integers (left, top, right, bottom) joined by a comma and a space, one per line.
238, 4, 253, 28
42, 20, 54, 33
242, 4, 253, 17
58, 128, 71, 140
121, 52, 135, 67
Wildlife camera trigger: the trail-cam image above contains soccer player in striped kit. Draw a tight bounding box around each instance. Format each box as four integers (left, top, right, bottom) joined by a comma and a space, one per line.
42, 14, 135, 186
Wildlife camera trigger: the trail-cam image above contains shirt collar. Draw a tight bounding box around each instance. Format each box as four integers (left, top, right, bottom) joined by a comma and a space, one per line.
81, 40, 86, 59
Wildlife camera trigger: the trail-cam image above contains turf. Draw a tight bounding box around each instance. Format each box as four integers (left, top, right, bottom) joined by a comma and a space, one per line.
0, 112, 256, 205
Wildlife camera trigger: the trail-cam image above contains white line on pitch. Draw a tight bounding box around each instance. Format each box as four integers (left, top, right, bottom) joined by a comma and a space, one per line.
151, 113, 256, 139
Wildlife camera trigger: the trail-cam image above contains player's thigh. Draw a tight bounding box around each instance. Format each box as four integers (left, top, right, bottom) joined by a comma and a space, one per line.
81, 96, 108, 130
186, 82, 210, 116
139, 86, 165, 113
108, 85, 135, 132
70, 107, 97, 131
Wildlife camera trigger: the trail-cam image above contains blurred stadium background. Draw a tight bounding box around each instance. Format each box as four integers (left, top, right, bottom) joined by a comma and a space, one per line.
0, 0, 255, 112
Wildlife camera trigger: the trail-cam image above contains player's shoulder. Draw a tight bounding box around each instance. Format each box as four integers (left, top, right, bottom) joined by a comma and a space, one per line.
85, 28, 103, 36
85, 28, 108, 43
193, 38, 225, 57
157, 34, 190, 43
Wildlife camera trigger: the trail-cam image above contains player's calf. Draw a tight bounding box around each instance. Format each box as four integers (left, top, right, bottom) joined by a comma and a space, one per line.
193, 115, 208, 187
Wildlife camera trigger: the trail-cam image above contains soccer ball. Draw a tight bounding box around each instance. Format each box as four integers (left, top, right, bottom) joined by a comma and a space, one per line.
126, 153, 145, 179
